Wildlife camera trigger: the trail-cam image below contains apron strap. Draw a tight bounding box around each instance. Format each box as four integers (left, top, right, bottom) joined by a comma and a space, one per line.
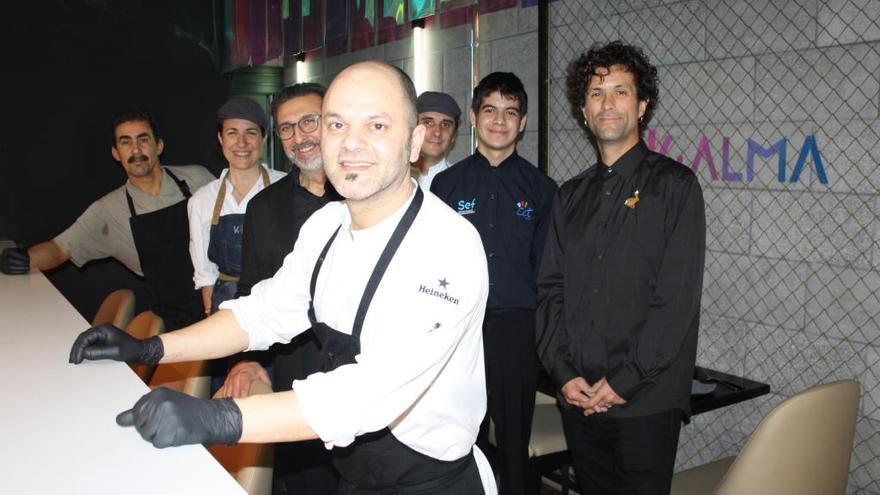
308, 225, 342, 325
164, 168, 192, 198
306, 187, 424, 334
350, 187, 423, 339
211, 167, 272, 226
125, 167, 192, 217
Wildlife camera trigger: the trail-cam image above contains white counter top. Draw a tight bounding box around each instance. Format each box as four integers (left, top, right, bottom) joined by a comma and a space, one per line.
0, 271, 245, 494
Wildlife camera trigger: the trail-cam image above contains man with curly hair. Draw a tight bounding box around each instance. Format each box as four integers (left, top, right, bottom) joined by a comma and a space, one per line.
536, 41, 706, 495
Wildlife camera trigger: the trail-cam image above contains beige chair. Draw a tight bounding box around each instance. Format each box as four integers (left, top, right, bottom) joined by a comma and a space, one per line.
92, 289, 135, 328
209, 379, 275, 495
489, 391, 574, 493
672, 379, 860, 495
125, 310, 165, 383
149, 359, 211, 399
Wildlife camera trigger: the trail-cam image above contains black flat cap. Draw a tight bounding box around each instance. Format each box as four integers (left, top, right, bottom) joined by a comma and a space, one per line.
217, 96, 269, 130
416, 91, 461, 120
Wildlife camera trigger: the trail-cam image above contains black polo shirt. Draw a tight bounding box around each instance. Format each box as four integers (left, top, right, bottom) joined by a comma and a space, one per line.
431, 149, 557, 311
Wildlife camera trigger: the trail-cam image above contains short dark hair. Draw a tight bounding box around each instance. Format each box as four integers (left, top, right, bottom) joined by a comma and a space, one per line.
470, 72, 528, 116
565, 41, 659, 133
270, 83, 326, 120
111, 109, 159, 147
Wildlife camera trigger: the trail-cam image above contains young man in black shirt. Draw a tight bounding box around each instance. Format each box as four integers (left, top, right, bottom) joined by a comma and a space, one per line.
432, 72, 557, 495
537, 42, 705, 495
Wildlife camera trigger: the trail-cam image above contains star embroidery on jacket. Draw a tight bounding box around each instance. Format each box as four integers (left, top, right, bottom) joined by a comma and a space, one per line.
438, 278, 450, 289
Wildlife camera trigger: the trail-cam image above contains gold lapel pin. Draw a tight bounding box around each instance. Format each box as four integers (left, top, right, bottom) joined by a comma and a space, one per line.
624, 190, 640, 209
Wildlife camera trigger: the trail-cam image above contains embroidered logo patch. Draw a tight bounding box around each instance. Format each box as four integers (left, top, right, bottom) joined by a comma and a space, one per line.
515, 200, 534, 220
419, 278, 459, 305
456, 197, 477, 216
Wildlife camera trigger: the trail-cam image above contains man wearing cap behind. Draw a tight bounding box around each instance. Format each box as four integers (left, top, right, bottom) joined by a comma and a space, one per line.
0, 109, 214, 330
431, 72, 557, 495
216, 83, 342, 495
411, 91, 461, 190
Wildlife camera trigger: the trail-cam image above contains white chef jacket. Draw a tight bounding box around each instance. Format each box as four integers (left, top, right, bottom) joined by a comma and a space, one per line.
414, 158, 450, 191
221, 184, 494, 491
187, 165, 286, 288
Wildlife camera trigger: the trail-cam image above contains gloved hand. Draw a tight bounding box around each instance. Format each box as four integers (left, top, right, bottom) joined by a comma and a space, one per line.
68, 323, 164, 365
0, 244, 29, 274
116, 387, 243, 448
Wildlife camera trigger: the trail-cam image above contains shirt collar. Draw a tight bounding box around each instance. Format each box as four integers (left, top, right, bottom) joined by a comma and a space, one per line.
427, 158, 449, 177
474, 148, 519, 169
339, 179, 418, 239
596, 141, 647, 180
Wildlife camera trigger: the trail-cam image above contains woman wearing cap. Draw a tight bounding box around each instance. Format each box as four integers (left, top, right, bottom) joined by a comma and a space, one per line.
187, 97, 286, 317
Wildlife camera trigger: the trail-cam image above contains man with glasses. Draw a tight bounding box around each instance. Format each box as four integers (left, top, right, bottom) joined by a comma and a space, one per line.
0, 110, 214, 330
215, 83, 341, 495
411, 91, 461, 190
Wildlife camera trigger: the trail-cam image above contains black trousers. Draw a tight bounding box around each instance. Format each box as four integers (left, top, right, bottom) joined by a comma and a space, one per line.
477, 309, 537, 495
561, 408, 682, 495
274, 440, 339, 494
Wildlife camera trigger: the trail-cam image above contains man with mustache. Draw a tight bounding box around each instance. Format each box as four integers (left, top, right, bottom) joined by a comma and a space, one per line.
411, 91, 461, 190
0, 110, 214, 329
215, 83, 341, 495
536, 42, 705, 495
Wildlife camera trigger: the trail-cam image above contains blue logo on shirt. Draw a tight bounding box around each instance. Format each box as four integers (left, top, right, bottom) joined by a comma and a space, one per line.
515, 200, 534, 220
457, 197, 477, 216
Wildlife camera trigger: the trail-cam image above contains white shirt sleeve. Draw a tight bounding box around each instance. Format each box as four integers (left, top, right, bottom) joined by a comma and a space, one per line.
188, 178, 221, 289
219, 209, 323, 351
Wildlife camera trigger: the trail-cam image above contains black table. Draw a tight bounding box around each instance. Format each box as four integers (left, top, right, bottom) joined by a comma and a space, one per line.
535, 365, 771, 416
691, 366, 771, 415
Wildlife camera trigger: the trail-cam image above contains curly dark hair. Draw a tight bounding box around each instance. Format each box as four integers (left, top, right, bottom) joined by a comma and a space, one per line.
565, 41, 658, 133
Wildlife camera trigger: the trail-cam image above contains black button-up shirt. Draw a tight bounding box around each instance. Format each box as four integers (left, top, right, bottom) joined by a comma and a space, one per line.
536, 141, 705, 418
431, 150, 557, 310
235, 171, 341, 389
237, 172, 341, 298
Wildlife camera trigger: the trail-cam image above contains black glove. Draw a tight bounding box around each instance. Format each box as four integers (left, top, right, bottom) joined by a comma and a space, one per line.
68, 323, 164, 365
0, 244, 29, 274
116, 387, 243, 448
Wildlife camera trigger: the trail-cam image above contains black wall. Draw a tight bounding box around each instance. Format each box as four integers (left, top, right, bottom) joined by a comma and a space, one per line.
0, 1, 231, 320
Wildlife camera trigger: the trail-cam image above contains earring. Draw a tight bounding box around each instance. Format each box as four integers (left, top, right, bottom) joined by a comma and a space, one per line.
584, 119, 588, 126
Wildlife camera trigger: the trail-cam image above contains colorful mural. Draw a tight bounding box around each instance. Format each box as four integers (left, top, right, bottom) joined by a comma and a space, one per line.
220, 0, 538, 70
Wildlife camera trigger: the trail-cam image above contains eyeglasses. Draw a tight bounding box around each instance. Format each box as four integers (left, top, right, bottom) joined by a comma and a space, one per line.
276, 115, 320, 140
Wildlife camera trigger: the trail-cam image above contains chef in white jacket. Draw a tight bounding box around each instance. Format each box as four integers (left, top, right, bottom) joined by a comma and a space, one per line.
70, 60, 496, 494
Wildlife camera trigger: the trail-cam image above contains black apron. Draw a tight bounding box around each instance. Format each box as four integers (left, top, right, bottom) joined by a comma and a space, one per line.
126, 168, 205, 330
308, 187, 483, 495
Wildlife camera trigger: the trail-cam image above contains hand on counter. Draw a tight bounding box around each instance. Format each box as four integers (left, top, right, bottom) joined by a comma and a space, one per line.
117, 387, 243, 448
0, 244, 29, 275
69, 323, 164, 365
214, 360, 272, 399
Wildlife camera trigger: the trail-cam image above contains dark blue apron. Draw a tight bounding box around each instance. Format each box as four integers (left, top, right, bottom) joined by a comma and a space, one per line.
207, 167, 270, 313
308, 187, 483, 494
126, 168, 204, 330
